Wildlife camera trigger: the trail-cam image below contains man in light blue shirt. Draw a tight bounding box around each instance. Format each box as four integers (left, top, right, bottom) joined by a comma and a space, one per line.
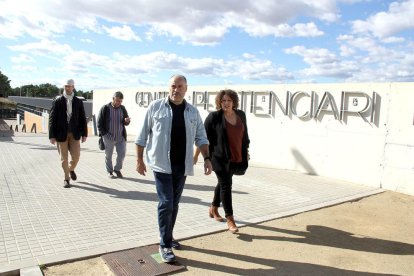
135, 75, 212, 263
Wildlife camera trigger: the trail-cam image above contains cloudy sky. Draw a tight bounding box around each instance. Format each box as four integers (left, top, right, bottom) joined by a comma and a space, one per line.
0, 0, 413, 91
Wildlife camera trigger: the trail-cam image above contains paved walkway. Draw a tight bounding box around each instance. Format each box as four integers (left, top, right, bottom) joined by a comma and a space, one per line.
0, 132, 382, 274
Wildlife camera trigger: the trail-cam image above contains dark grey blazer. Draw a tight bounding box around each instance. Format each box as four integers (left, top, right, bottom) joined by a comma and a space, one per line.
48, 96, 88, 142
97, 103, 130, 141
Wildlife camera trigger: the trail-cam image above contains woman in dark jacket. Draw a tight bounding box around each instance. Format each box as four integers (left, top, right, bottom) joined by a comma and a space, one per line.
195, 89, 250, 233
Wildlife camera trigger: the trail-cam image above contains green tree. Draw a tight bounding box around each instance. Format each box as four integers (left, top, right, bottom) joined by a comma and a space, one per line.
21, 84, 35, 97
10, 82, 89, 99
75, 89, 93, 99
0, 70, 12, 97
10, 87, 20, 96
39, 83, 60, 97
84, 90, 93, 99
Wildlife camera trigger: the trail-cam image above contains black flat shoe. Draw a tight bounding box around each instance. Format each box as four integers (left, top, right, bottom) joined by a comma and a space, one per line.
63, 180, 71, 188
114, 170, 123, 178
70, 171, 77, 181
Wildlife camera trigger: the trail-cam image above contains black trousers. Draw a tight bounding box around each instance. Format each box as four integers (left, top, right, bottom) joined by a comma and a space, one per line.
212, 163, 239, 217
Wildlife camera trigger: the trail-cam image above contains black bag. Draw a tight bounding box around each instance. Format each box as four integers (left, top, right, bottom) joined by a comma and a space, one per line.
232, 162, 247, 176
98, 136, 105, 150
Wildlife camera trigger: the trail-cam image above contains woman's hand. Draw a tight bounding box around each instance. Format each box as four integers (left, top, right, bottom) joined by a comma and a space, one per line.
204, 159, 212, 175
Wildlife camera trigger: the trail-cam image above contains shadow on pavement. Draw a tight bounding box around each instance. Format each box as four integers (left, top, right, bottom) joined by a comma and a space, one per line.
180, 245, 397, 276
236, 224, 414, 255
121, 177, 249, 195
73, 181, 210, 206
2, 140, 53, 148
122, 177, 156, 185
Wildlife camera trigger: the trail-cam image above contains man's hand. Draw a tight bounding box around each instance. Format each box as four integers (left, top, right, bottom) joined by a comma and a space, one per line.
125, 117, 131, 125
81, 136, 87, 143
49, 138, 56, 145
136, 159, 147, 176
204, 159, 212, 175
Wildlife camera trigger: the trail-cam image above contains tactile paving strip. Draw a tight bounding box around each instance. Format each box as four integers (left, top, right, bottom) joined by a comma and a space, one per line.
102, 244, 185, 276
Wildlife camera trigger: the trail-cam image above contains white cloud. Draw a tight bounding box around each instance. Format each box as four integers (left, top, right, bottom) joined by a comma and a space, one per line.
80, 38, 94, 44
347, 61, 414, 82
0, 17, 23, 39
285, 46, 338, 65
63, 51, 110, 71
284, 45, 358, 79
285, 37, 414, 82
8, 39, 72, 56
78, 50, 293, 83
243, 53, 255, 59
10, 54, 35, 63
148, 21, 229, 46
339, 45, 356, 57
300, 61, 358, 79
2, 0, 413, 87
336, 35, 406, 65
7, 37, 294, 84
302, 0, 339, 22
292, 22, 324, 37
240, 22, 323, 38
102, 25, 141, 41
0, 0, 335, 44
351, 0, 414, 38
0, 1, 67, 39
12, 65, 38, 72
214, 57, 294, 81
381, 36, 405, 43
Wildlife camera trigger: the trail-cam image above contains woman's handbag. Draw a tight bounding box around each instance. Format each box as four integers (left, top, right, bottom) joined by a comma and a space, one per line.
232, 162, 247, 176
98, 136, 105, 150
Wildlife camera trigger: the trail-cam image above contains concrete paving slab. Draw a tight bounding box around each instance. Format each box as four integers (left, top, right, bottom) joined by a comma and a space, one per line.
20, 266, 42, 276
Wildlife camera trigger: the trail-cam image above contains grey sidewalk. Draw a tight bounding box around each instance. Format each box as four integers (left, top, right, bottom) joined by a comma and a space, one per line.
0, 133, 382, 274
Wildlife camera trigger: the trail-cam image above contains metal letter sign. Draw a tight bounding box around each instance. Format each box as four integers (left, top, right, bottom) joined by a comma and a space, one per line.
135, 90, 378, 124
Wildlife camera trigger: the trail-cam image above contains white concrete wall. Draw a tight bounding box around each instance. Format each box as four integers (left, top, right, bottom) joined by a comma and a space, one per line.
380, 83, 414, 195
93, 82, 414, 196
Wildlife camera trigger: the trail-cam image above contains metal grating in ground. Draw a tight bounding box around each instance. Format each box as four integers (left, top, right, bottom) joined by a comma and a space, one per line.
102, 244, 185, 276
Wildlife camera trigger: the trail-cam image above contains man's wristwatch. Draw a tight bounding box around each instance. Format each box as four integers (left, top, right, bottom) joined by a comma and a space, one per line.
204, 156, 211, 161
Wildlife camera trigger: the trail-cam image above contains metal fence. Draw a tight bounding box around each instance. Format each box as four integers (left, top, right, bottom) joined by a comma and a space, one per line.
0, 109, 17, 119
16, 104, 43, 119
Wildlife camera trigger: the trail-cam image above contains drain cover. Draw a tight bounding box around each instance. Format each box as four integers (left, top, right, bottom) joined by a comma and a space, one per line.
102, 244, 185, 276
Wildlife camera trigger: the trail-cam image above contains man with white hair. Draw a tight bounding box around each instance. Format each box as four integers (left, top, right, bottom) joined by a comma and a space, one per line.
49, 79, 88, 188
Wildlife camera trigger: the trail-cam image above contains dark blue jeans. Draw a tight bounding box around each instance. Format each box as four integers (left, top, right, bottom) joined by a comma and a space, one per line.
153, 164, 186, 249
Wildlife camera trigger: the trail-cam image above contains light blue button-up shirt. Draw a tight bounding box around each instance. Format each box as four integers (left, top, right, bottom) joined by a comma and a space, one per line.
135, 97, 209, 176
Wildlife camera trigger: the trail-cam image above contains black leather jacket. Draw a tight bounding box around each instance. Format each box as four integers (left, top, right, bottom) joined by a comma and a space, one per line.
204, 109, 250, 173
